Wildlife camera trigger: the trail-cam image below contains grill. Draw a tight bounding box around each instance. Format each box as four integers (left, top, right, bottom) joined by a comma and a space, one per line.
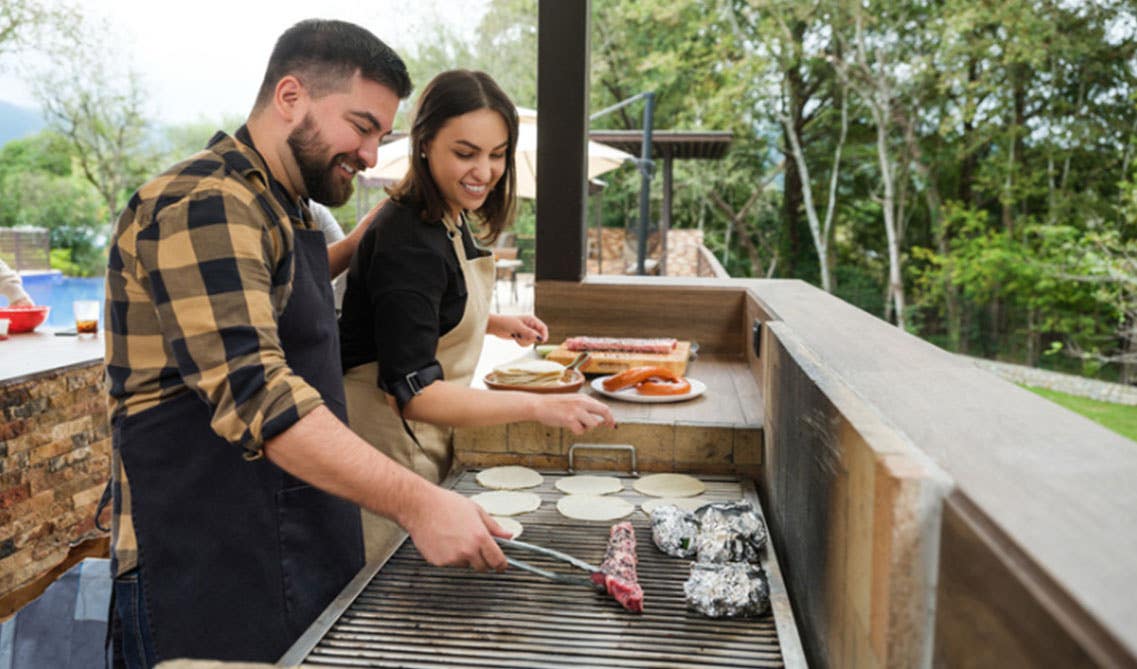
281, 470, 803, 668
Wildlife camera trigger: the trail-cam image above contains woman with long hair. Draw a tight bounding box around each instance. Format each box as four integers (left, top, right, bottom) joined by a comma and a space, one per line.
339, 70, 614, 558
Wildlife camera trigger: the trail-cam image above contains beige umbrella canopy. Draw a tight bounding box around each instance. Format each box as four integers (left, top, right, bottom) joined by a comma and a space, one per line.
359, 107, 634, 198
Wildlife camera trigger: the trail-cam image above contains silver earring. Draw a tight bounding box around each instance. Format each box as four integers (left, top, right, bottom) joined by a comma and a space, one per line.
420, 152, 426, 159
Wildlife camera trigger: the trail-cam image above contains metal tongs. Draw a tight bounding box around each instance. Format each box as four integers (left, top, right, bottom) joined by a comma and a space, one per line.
496, 536, 605, 591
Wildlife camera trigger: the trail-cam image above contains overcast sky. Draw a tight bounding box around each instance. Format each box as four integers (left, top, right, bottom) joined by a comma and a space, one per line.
0, 0, 489, 125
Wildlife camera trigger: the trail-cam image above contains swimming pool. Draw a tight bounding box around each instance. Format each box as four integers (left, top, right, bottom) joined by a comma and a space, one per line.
18, 271, 105, 329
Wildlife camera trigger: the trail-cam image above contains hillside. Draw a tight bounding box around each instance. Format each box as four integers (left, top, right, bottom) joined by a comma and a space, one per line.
0, 100, 45, 146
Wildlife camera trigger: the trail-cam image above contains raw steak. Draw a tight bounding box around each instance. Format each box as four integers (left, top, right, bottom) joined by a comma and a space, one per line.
590, 521, 644, 612
564, 336, 677, 354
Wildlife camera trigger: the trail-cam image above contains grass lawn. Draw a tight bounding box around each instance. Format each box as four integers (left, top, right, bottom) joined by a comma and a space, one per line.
1024, 386, 1137, 443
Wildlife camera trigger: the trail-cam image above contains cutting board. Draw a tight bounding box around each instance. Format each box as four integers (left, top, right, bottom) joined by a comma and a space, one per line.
546, 340, 691, 376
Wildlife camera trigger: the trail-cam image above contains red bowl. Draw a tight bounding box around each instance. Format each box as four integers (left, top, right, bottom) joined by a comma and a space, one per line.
0, 305, 51, 333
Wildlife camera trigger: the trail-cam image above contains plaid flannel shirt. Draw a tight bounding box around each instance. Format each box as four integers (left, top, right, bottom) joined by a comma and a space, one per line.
104, 127, 325, 575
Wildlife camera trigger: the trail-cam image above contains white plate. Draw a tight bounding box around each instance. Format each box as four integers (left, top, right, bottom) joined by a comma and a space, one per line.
590, 376, 706, 403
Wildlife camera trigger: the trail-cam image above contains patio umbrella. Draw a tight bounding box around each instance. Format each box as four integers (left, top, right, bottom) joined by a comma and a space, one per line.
359, 107, 634, 199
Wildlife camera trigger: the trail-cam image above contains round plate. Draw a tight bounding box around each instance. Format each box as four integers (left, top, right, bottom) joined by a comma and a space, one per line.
590, 375, 706, 403
484, 368, 584, 393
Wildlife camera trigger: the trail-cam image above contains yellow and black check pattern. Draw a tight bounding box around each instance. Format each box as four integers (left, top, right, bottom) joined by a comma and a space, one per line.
104, 127, 325, 575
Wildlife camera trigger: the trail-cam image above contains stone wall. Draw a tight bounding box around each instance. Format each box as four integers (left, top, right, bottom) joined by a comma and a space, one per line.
0, 362, 110, 598
586, 228, 707, 277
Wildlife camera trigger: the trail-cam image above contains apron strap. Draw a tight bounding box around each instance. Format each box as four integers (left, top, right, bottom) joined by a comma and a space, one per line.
380, 362, 445, 458
384, 362, 445, 410
94, 478, 113, 533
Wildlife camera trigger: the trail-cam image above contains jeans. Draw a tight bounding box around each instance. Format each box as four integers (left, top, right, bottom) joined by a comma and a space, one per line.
111, 570, 157, 669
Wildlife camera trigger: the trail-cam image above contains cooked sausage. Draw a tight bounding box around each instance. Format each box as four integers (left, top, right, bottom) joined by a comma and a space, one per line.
602, 366, 680, 392
636, 377, 692, 396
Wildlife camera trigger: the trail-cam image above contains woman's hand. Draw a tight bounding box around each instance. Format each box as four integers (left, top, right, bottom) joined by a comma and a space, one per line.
487, 313, 548, 346
531, 394, 616, 434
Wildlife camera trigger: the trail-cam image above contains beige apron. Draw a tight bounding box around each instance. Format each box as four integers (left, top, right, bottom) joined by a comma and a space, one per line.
344, 213, 495, 561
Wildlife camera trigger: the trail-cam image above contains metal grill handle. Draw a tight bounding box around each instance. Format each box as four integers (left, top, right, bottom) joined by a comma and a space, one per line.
568, 443, 637, 475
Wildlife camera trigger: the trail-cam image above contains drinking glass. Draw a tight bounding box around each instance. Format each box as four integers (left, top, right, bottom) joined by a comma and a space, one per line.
73, 300, 100, 336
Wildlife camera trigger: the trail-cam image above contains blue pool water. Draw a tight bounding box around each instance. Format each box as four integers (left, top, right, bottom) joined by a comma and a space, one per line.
18, 272, 105, 329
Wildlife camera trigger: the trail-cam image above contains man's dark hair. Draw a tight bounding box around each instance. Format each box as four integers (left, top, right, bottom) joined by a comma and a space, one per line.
253, 19, 412, 110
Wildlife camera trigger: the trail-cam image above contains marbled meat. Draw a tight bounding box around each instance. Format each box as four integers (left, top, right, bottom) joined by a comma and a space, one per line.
589, 521, 644, 612
564, 336, 677, 354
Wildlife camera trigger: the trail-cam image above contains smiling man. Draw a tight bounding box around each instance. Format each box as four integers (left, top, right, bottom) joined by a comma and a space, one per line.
103, 20, 510, 667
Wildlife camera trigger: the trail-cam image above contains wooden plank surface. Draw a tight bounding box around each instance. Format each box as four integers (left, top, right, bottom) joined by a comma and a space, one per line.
762, 321, 950, 668
461, 337, 764, 477
591, 356, 761, 428
748, 279, 1137, 662
535, 277, 747, 355
934, 493, 1106, 668
475, 322, 759, 429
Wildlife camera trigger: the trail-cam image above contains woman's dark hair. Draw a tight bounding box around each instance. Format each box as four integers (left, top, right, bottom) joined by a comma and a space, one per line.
387, 70, 518, 244
253, 19, 412, 110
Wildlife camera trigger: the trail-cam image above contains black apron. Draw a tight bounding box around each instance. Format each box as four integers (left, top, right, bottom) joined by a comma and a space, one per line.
113, 228, 362, 663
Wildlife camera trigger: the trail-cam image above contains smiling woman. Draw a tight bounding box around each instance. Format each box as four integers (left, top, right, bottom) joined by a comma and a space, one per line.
338, 69, 616, 561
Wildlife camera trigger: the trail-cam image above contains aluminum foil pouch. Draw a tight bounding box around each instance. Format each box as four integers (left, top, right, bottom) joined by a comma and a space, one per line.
684, 562, 770, 618
650, 505, 699, 558
693, 501, 767, 563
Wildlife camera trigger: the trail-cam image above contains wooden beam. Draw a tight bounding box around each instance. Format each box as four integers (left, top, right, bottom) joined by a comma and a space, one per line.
536, 0, 590, 281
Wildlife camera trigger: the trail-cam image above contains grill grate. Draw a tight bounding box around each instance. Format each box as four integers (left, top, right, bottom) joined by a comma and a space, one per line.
284, 471, 790, 668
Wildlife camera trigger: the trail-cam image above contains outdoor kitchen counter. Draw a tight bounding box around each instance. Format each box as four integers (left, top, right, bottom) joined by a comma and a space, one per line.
462, 337, 764, 476
0, 329, 103, 386
0, 329, 110, 604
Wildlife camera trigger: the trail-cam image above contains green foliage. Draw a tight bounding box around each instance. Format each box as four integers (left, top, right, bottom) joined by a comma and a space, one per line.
0, 170, 102, 229
156, 114, 245, 166
0, 0, 81, 63
34, 34, 158, 219
1, 0, 1134, 382
49, 244, 104, 278
0, 131, 73, 178
1024, 386, 1137, 443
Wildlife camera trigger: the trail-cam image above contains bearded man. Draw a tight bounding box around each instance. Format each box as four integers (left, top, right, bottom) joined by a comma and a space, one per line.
102, 19, 509, 667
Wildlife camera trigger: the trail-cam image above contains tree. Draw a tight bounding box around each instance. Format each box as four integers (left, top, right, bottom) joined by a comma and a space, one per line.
730, 0, 848, 292
0, 0, 79, 64
474, 0, 538, 107
33, 38, 155, 222
0, 130, 72, 181
829, 3, 913, 328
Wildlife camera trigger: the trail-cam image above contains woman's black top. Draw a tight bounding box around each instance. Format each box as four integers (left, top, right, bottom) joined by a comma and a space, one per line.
339, 199, 489, 393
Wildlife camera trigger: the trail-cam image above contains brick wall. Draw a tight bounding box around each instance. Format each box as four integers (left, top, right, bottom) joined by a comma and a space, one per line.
0, 362, 110, 598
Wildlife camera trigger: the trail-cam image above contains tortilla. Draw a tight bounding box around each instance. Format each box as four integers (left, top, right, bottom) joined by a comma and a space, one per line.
555, 475, 623, 496
491, 358, 566, 386
632, 473, 706, 498
640, 496, 709, 515
475, 465, 544, 490
492, 516, 524, 539
470, 491, 542, 516
556, 494, 635, 521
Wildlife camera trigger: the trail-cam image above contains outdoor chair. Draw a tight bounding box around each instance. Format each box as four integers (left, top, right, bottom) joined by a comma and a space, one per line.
493, 247, 522, 310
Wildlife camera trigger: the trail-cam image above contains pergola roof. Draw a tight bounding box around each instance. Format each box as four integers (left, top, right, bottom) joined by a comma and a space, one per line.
588, 130, 733, 160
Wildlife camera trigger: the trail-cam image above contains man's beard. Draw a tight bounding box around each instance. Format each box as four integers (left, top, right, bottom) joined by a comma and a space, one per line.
286, 114, 356, 207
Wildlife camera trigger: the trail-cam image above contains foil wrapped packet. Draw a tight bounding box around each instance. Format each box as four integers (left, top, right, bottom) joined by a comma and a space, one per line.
684, 562, 770, 618
693, 501, 767, 563
650, 505, 700, 558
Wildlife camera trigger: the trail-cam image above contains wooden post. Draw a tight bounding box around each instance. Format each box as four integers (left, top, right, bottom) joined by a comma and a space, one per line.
536, 0, 590, 282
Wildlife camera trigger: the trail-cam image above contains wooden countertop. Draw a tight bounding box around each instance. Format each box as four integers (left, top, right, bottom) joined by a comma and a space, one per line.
0, 329, 104, 385
472, 335, 762, 429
